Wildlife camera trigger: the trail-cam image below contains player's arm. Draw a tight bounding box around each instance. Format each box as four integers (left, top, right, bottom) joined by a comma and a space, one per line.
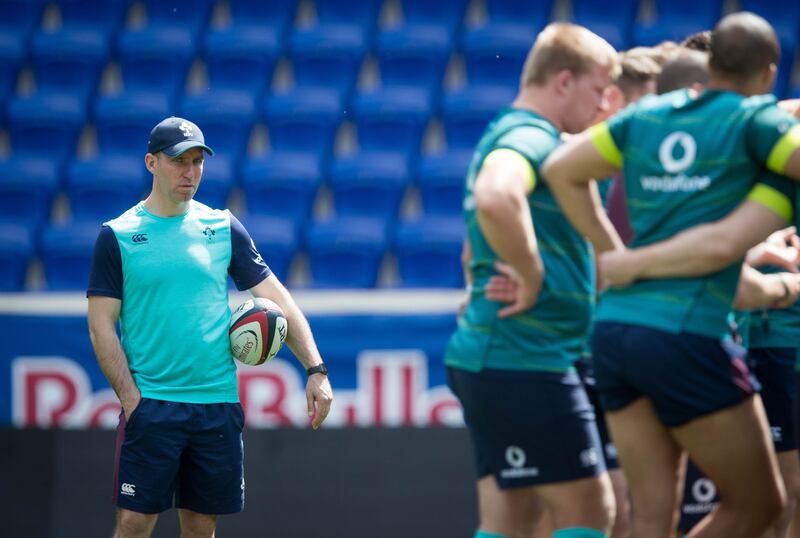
541, 125, 626, 252
248, 275, 332, 429
733, 266, 800, 310
473, 149, 543, 318
87, 296, 140, 419
751, 105, 800, 180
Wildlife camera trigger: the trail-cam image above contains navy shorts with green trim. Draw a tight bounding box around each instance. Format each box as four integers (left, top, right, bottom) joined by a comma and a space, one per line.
447, 366, 606, 489
749, 347, 797, 452
592, 322, 759, 427
113, 398, 245, 515
575, 356, 619, 469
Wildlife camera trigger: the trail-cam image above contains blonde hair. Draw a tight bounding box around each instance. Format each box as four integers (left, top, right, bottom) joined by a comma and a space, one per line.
521, 23, 621, 87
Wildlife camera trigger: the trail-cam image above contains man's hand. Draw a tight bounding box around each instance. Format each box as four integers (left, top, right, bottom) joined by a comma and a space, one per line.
772, 273, 800, 309
306, 374, 333, 430
745, 226, 800, 271
485, 261, 543, 318
599, 248, 639, 289
122, 392, 141, 421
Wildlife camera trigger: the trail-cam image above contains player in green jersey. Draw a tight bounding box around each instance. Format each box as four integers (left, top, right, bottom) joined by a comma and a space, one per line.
542, 12, 800, 537
445, 23, 620, 538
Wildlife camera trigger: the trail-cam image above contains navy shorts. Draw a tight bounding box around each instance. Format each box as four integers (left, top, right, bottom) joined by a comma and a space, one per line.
592, 322, 759, 427
749, 347, 797, 452
113, 398, 245, 515
447, 366, 606, 489
575, 357, 619, 469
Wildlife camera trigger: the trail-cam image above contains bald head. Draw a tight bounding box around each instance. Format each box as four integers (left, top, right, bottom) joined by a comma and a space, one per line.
657, 50, 710, 94
710, 12, 779, 84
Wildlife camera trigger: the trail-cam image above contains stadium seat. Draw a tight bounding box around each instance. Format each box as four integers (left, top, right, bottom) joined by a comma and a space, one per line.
57, 0, 131, 37
329, 151, 411, 221
240, 215, 299, 281
352, 86, 432, 156
0, 157, 59, 229
289, 25, 367, 99
571, 0, 639, 50
142, 0, 214, 38
633, 0, 724, 47
203, 28, 280, 98
265, 88, 343, 157
241, 151, 323, 222
0, 223, 34, 291
31, 29, 109, 101
7, 93, 86, 160
196, 154, 234, 209
0, 34, 24, 108
375, 27, 451, 94
116, 27, 196, 99
441, 86, 515, 150
177, 90, 257, 160
227, 0, 298, 36
66, 155, 148, 224
312, 0, 381, 40
462, 27, 533, 90
0, 0, 45, 41
398, 0, 469, 36
94, 92, 173, 156
40, 222, 100, 290
394, 216, 464, 288
305, 216, 388, 288
417, 150, 471, 216
480, 0, 555, 31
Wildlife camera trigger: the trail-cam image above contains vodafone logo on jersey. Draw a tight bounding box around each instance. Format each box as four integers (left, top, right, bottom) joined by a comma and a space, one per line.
11, 352, 463, 429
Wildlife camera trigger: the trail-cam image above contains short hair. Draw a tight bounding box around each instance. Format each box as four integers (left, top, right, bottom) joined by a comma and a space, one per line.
681, 31, 712, 52
709, 12, 779, 83
616, 49, 662, 100
521, 23, 620, 87
657, 50, 710, 94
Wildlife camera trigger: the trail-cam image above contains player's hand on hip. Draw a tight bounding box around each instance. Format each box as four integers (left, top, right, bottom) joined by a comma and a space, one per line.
122, 392, 141, 421
599, 248, 638, 289
485, 263, 519, 304
746, 227, 800, 272
306, 374, 333, 430
493, 261, 542, 319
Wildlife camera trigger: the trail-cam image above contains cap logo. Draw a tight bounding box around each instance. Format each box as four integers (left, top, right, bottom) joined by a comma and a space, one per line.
179, 121, 194, 138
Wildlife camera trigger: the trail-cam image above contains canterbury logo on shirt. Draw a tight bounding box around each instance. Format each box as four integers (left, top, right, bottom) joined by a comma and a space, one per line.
131, 233, 149, 244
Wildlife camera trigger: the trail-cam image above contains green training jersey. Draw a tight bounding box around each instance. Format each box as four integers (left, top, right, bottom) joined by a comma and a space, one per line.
445, 107, 594, 373
590, 89, 799, 339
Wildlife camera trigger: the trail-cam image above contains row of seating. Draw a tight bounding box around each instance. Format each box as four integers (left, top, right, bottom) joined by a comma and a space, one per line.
0, 215, 465, 291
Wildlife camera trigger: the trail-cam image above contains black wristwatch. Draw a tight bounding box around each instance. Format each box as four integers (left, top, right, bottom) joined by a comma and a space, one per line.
306, 363, 328, 377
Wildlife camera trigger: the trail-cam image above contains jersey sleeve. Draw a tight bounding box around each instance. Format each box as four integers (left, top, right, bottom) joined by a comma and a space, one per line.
492, 125, 559, 189
87, 225, 123, 299
228, 213, 271, 291
746, 170, 795, 222
747, 105, 800, 174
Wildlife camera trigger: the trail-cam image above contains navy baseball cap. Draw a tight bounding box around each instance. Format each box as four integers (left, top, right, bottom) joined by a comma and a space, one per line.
147, 117, 215, 157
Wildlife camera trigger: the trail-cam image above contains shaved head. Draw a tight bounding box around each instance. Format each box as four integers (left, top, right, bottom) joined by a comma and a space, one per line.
710, 12, 779, 83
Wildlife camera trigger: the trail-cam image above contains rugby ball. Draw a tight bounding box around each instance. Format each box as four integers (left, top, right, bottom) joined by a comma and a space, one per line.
229, 298, 288, 365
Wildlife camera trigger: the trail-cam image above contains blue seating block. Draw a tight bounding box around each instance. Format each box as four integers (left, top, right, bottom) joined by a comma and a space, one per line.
329, 151, 411, 221
240, 215, 299, 281
40, 222, 100, 290
117, 27, 196, 97
417, 150, 471, 216
0, 223, 34, 291
394, 216, 464, 288
0, 157, 59, 229
633, 0, 724, 47
353, 87, 432, 156
66, 155, 147, 224
571, 0, 639, 50
32, 30, 109, 100
241, 152, 323, 222
94, 92, 173, 156
441, 86, 515, 150
462, 27, 533, 90
58, 0, 131, 37
265, 88, 343, 156
8, 93, 86, 160
203, 28, 280, 97
196, 154, 235, 209
376, 27, 451, 92
178, 90, 257, 160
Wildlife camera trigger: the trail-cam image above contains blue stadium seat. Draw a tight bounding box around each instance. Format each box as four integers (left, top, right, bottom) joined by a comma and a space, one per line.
394, 216, 464, 288
0, 34, 24, 109
117, 27, 196, 99
305, 216, 388, 288
227, 0, 298, 36
399, 0, 469, 35
0, 157, 59, 229
143, 0, 214, 38
58, 0, 131, 37
203, 28, 280, 98
352, 87, 432, 156
462, 27, 532, 90
241, 152, 322, 222
375, 27, 451, 93
329, 151, 411, 221
7, 93, 86, 160
196, 154, 235, 209
0, 0, 45, 41
66, 155, 147, 224
177, 90, 257, 160
40, 222, 100, 290
571, 0, 639, 50
289, 25, 367, 98
94, 92, 172, 156
441, 86, 514, 150
481, 0, 554, 30
0, 223, 34, 291
633, 0, 724, 47
31, 29, 109, 101
265, 88, 343, 156
313, 0, 381, 40
417, 150, 471, 216
240, 215, 299, 281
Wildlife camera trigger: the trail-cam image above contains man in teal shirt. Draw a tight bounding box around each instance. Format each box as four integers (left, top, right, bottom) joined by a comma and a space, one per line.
445, 23, 620, 538
543, 12, 800, 537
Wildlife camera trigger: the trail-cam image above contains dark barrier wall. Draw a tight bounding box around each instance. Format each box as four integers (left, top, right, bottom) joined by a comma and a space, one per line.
2, 427, 478, 538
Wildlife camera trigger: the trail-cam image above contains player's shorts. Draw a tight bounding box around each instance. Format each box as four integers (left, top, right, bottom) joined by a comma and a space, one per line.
575, 356, 619, 469
592, 322, 759, 427
113, 398, 245, 515
749, 347, 797, 452
447, 366, 607, 489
